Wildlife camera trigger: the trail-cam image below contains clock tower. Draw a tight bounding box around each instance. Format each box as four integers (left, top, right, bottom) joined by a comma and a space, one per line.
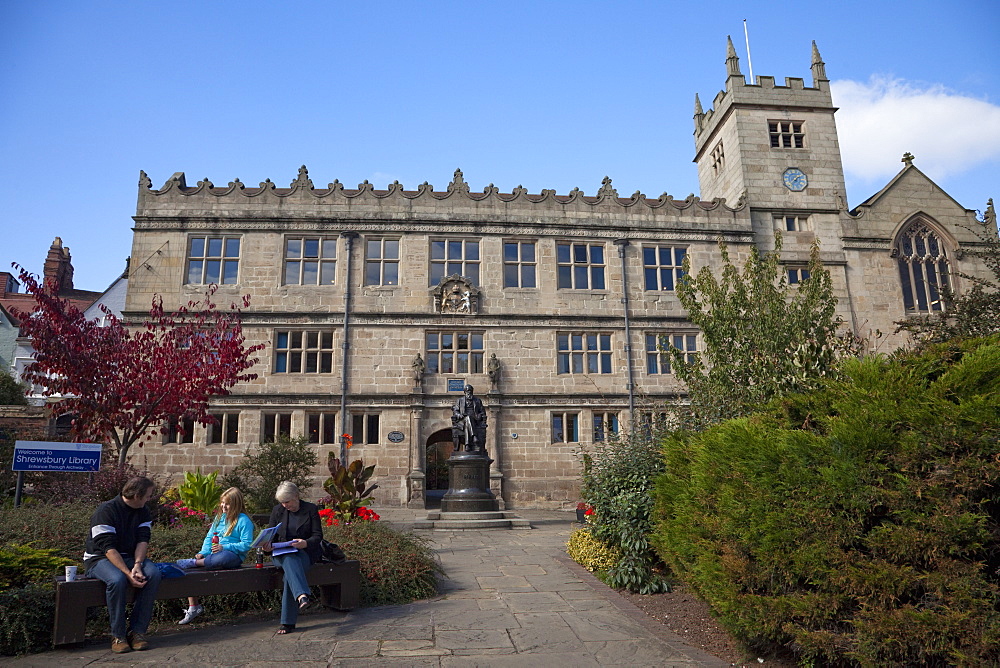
692, 38, 849, 253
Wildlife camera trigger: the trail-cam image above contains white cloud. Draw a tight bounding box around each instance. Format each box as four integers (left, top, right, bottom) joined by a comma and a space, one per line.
831, 77, 1000, 182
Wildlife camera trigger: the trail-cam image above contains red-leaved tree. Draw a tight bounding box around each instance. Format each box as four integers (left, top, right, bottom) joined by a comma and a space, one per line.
11, 267, 264, 465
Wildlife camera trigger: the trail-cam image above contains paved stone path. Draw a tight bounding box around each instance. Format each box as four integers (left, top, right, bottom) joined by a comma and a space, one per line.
10, 510, 727, 667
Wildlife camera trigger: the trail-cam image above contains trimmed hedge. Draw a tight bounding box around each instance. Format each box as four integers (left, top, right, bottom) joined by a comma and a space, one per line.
324, 519, 440, 606
652, 337, 1000, 666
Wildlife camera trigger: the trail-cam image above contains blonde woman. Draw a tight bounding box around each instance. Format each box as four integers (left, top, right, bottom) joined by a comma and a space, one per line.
176, 487, 254, 624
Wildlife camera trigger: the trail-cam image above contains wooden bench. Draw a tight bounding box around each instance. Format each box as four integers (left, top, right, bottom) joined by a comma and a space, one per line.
53, 561, 361, 647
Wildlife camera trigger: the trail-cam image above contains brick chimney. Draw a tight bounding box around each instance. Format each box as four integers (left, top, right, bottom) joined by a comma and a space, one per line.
43, 236, 74, 294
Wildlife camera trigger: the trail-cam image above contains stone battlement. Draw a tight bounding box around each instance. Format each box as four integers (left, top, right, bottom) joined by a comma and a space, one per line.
136, 167, 745, 219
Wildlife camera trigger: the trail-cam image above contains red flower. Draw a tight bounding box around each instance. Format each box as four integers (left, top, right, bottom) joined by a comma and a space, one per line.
354, 506, 380, 521
584, 508, 594, 516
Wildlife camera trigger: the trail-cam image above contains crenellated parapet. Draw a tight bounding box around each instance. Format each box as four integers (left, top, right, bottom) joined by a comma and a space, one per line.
694, 39, 835, 158
136, 167, 747, 225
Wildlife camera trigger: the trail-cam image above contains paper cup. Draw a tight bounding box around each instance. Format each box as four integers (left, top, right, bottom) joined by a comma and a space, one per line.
65, 565, 78, 582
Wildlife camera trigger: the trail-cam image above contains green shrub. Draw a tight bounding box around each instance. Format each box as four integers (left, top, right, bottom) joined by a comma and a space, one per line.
178, 468, 223, 515
0, 501, 96, 562
0, 584, 55, 656
0, 369, 28, 406
324, 520, 440, 606
0, 544, 74, 591
652, 336, 1000, 666
566, 527, 621, 573
221, 435, 317, 513
580, 433, 669, 594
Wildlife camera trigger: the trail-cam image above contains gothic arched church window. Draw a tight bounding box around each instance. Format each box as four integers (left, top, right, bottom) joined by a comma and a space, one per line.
895, 220, 950, 313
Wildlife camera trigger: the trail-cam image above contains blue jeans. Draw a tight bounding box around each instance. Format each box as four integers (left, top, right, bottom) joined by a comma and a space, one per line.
86, 556, 162, 639
203, 549, 242, 570
272, 550, 312, 625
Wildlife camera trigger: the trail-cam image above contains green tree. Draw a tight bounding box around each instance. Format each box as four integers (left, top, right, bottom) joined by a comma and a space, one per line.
670, 236, 856, 429
221, 435, 317, 513
897, 199, 1000, 344
0, 370, 28, 406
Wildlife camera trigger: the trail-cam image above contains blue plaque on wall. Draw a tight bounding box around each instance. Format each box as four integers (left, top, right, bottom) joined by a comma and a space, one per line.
447, 379, 465, 392
387, 431, 404, 443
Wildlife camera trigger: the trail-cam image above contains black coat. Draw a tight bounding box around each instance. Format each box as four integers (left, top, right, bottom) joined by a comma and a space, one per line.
267, 500, 323, 564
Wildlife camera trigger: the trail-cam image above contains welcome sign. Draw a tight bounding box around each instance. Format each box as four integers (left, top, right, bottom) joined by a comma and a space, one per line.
12, 441, 102, 472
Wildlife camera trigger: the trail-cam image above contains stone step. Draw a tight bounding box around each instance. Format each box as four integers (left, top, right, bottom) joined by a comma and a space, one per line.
425, 511, 507, 520
414, 511, 533, 530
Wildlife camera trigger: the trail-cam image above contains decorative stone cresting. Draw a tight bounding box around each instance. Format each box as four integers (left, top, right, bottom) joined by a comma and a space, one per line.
138, 165, 745, 212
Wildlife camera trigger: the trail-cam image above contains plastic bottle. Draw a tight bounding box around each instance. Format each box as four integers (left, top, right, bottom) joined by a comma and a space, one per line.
255, 549, 263, 569
212, 532, 219, 546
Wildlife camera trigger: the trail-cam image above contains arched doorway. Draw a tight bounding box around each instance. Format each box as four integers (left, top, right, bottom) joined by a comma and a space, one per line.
424, 428, 454, 506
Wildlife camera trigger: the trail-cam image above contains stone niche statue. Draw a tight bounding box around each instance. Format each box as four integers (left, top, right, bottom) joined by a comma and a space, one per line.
451, 384, 487, 453
487, 353, 501, 387
411, 353, 426, 382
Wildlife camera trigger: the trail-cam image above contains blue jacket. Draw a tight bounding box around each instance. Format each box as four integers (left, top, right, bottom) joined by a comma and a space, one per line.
198, 513, 255, 561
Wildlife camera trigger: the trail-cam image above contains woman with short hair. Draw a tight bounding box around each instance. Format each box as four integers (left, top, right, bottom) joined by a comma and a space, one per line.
263, 481, 323, 634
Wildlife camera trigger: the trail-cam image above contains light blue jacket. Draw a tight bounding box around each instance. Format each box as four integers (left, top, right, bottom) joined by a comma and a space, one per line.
198, 513, 255, 561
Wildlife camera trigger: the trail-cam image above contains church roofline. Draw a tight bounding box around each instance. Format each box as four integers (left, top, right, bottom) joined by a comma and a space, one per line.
850, 156, 973, 216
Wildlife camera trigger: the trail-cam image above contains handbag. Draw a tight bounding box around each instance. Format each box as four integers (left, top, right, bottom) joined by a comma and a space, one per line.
320, 539, 346, 563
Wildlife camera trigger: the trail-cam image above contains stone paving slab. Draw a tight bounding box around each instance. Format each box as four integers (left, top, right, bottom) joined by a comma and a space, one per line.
6, 509, 728, 667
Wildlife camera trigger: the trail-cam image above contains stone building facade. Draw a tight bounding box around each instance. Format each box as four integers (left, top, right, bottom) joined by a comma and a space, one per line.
124, 40, 995, 509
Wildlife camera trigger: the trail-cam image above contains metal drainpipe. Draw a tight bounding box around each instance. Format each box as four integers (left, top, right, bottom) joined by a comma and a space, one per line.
338, 231, 358, 462
614, 239, 636, 419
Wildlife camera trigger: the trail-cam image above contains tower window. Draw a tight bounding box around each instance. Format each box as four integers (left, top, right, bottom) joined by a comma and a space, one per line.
711, 142, 725, 173
896, 221, 950, 313
787, 268, 811, 285
776, 215, 809, 232
769, 121, 804, 148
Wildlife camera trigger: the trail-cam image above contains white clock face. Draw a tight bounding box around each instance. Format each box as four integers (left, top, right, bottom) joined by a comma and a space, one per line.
783, 168, 808, 191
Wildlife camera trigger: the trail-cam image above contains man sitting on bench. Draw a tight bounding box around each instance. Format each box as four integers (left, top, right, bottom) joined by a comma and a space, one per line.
83, 476, 162, 654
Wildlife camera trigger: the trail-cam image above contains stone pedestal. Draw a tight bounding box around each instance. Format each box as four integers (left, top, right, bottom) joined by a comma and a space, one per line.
441, 450, 499, 513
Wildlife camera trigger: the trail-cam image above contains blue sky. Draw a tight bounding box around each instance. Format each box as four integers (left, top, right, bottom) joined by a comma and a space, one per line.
2, 1, 998, 290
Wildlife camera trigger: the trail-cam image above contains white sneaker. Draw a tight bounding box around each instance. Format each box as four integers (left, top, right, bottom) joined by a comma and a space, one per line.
178, 605, 203, 625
